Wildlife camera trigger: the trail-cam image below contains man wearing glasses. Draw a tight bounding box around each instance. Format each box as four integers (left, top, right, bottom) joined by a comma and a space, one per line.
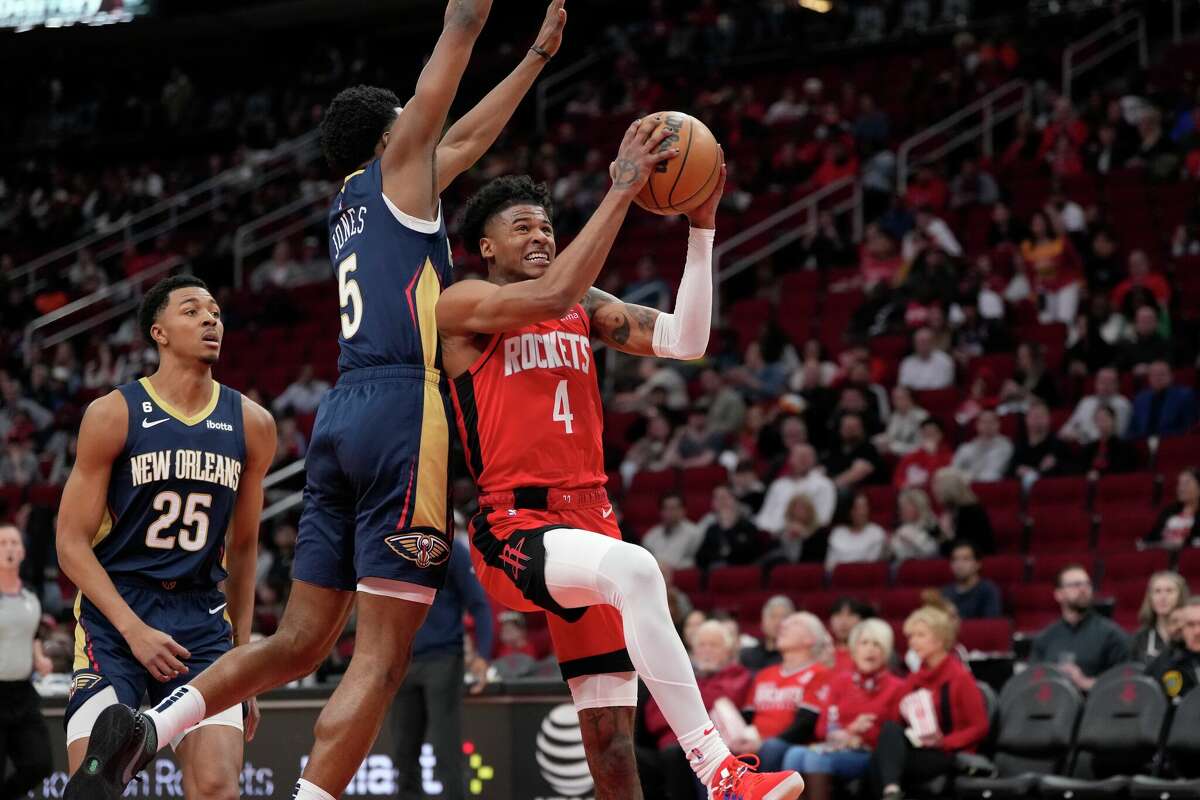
1031, 564, 1131, 691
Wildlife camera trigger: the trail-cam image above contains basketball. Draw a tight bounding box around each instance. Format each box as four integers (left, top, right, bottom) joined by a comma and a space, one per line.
633, 111, 721, 216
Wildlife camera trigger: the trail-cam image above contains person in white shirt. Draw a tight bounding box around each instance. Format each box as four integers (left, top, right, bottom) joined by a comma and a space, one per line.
901, 209, 963, 264
641, 493, 704, 571
898, 327, 956, 391
873, 385, 929, 456
1059, 366, 1132, 443
825, 492, 887, 571
757, 444, 838, 533
951, 409, 1014, 482
272, 364, 330, 415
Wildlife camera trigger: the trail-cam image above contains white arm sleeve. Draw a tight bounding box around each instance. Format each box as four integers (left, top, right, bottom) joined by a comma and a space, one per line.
651, 227, 715, 360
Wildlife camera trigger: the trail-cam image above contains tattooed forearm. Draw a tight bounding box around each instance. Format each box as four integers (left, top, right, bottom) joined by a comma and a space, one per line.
628, 304, 659, 333
606, 311, 632, 344
612, 158, 640, 190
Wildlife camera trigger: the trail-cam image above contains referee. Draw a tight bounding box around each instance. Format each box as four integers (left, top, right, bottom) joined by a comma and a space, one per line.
0, 522, 52, 800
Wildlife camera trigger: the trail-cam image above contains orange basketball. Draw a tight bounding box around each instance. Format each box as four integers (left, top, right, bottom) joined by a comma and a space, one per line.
634, 111, 721, 216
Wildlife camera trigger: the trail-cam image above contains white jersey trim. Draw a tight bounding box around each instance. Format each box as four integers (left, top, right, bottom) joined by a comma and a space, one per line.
381, 192, 442, 235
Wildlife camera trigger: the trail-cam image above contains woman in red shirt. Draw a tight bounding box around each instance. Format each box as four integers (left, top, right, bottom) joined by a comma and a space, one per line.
769, 618, 904, 800
866, 598, 989, 800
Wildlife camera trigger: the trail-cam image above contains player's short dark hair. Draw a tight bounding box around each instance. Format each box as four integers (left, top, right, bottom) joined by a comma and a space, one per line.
459, 175, 554, 255
319, 85, 401, 176
139, 274, 209, 346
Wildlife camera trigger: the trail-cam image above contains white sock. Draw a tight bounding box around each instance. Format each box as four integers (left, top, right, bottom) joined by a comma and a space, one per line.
292, 779, 336, 800
541, 529, 732, 783
143, 685, 206, 753
678, 721, 734, 785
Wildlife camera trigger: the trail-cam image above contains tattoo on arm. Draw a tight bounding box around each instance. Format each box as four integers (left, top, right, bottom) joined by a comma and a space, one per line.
584, 288, 661, 348
612, 159, 640, 190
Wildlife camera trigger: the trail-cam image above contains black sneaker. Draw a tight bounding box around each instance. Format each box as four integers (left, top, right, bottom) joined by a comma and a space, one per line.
64, 704, 158, 800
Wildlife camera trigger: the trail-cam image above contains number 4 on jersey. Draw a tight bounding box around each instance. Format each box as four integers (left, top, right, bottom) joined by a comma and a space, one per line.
553, 379, 574, 434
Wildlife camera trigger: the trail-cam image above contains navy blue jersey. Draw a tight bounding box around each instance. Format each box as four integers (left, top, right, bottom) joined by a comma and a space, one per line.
328, 158, 454, 374
92, 379, 247, 590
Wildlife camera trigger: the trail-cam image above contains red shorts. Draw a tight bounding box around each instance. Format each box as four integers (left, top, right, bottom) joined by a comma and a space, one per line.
469, 487, 633, 679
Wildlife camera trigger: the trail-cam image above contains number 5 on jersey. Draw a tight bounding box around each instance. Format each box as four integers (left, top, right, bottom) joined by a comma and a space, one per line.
553, 379, 574, 434
338, 253, 363, 339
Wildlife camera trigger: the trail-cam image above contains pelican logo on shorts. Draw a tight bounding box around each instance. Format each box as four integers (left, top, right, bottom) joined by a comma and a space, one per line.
69, 673, 102, 698
536, 704, 593, 797
386, 531, 451, 569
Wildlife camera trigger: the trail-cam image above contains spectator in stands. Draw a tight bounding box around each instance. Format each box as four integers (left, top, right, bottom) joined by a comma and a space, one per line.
272, 363, 330, 416
932, 467, 995, 556
1060, 366, 1132, 443
1119, 306, 1173, 375
874, 385, 929, 457
1009, 400, 1076, 483
493, 611, 538, 660
951, 410, 1013, 483
891, 488, 942, 562
954, 369, 999, 430
987, 201, 1025, 248
699, 369, 746, 439
854, 94, 890, 153
1082, 405, 1139, 477
758, 444, 837, 532
1129, 361, 1198, 438
1112, 250, 1171, 318
697, 485, 765, 570
846, 361, 890, 426
661, 407, 722, 470
623, 254, 670, 310
0, 434, 38, 487
770, 619, 903, 800
249, 239, 301, 293
1001, 341, 1060, 410
1016, 206, 1082, 325
901, 207, 963, 264
825, 492, 887, 572
616, 358, 689, 412
898, 327, 955, 391
1083, 228, 1123, 294
1133, 571, 1190, 663
941, 540, 1001, 619
620, 410, 674, 485
764, 87, 807, 126
1144, 468, 1200, 550
1066, 308, 1118, 377
644, 619, 753, 800
826, 413, 885, 490
866, 597, 989, 800
272, 415, 307, 465
731, 460, 766, 513
1128, 107, 1180, 180
748, 612, 834, 769
642, 492, 704, 570
763, 494, 830, 567
949, 158, 999, 210
894, 419, 952, 491
1085, 123, 1126, 175
829, 597, 873, 673
1147, 597, 1200, 700
859, 223, 904, 289
1032, 564, 1131, 691
740, 595, 796, 671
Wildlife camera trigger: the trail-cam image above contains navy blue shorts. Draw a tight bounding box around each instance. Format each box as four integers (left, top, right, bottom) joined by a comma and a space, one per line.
293, 365, 452, 593
66, 580, 233, 727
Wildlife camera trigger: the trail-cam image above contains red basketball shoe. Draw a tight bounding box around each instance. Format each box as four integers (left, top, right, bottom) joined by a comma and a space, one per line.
708, 754, 805, 800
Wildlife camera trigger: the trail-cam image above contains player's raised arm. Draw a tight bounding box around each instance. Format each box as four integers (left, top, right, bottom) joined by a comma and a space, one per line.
57, 392, 191, 682
381, 0, 493, 220
584, 156, 726, 359
223, 397, 276, 742
436, 0, 567, 194
438, 116, 677, 335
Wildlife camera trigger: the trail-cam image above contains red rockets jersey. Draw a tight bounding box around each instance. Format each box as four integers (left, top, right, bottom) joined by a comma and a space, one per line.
449, 304, 607, 493
746, 661, 832, 739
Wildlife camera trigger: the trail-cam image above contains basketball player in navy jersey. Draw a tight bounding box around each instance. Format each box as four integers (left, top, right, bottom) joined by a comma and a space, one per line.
74, 2, 570, 799
58, 274, 276, 800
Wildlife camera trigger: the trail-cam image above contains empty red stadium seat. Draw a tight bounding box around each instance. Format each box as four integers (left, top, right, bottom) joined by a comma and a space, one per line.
1107, 578, 1149, 619
990, 507, 1027, 552
1179, 549, 1200, 581
1094, 473, 1157, 511
673, 568, 703, 594
1157, 434, 1200, 474
1099, 549, 1169, 583
708, 565, 763, 593
1027, 476, 1089, 509
27, 483, 62, 508
981, 554, 1026, 586
631, 469, 679, 494
959, 618, 1014, 653
830, 561, 890, 590
1096, 507, 1160, 552
895, 558, 952, 588
863, 485, 899, 527
1030, 554, 1095, 583
621, 494, 660, 535
913, 389, 961, 426
789, 590, 838, 618
682, 465, 729, 494
971, 480, 1021, 510
1011, 582, 1059, 614
1027, 507, 1092, 553
766, 563, 825, 592
878, 588, 924, 618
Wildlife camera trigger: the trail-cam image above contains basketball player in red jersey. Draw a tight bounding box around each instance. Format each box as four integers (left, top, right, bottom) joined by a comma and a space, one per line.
438, 117, 804, 800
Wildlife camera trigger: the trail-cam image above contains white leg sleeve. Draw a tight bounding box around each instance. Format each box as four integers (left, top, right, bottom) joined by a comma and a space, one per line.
542, 529, 710, 736
652, 227, 715, 360
567, 672, 638, 711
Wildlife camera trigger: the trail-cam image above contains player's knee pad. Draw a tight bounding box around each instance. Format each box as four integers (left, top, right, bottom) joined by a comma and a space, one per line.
567, 671, 638, 712
601, 540, 664, 596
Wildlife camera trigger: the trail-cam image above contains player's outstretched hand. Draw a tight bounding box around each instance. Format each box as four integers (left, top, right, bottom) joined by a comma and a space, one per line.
609, 115, 679, 197
686, 145, 726, 230
244, 697, 261, 742
533, 0, 567, 58
127, 623, 191, 682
